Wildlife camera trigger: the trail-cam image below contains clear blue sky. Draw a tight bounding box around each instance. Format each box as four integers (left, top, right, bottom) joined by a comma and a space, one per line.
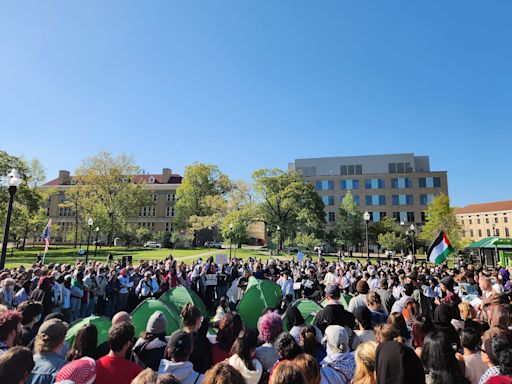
1, 1, 511, 207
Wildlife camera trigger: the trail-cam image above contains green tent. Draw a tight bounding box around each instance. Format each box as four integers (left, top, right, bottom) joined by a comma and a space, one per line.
321, 293, 351, 310
131, 299, 181, 338
283, 299, 323, 331
65, 315, 112, 348
237, 277, 282, 329
160, 286, 207, 315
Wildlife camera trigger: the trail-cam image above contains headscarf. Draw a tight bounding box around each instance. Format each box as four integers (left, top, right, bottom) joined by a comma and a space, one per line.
433, 303, 454, 324
55, 357, 96, 384
323, 325, 349, 356
284, 305, 305, 329
376, 340, 425, 384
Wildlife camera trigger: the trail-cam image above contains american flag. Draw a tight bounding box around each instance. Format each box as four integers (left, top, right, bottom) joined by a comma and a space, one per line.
42, 219, 52, 253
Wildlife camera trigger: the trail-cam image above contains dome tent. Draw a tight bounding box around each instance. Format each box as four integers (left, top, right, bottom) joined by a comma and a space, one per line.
237, 277, 282, 329
160, 285, 207, 315
65, 315, 112, 348
283, 299, 323, 331
131, 298, 181, 338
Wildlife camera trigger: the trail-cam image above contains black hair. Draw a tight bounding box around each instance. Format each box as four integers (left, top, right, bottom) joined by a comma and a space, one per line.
421, 331, 464, 384
460, 328, 481, 351
275, 332, 303, 360
490, 337, 512, 375
231, 329, 259, 371
108, 322, 134, 353
17, 300, 43, 325
403, 283, 414, 297
67, 324, 98, 361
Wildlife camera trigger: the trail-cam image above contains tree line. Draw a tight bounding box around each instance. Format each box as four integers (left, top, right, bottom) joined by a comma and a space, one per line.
0, 150, 465, 253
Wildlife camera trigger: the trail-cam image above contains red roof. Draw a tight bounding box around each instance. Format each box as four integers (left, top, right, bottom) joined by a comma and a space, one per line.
43, 173, 182, 186
454, 200, 512, 215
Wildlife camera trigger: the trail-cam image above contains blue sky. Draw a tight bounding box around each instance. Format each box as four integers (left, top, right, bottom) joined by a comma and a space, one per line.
1, 1, 511, 207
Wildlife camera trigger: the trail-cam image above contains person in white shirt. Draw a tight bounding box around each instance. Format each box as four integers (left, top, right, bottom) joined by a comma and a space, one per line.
118, 268, 133, 312
95, 268, 109, 315
323, 266, 339, 286
135, 272, 159, 300
390, 283, 414, 314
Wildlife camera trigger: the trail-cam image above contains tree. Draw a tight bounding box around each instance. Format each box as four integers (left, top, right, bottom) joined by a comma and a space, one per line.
295, 232, 323, 251
175, 163, 233, 245
336, 192, 363, 250
135, 227, 152, 245
252, 168, 325, 249
221, 181, 257, 247
378, 231, 408, 253
72, 152, 150, 245
419, 193, 463, 250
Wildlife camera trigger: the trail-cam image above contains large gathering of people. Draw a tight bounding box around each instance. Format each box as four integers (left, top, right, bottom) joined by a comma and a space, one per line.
0, 253, 511, 384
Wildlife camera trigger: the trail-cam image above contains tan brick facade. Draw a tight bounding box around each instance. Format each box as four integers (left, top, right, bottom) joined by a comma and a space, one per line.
455, 201, 512, 241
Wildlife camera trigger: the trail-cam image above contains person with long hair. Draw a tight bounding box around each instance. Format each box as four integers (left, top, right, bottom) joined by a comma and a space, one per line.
294, 353, 321, 384
421, 331, 467, 384
300, 325, 326, 362
458, 328, 487, 384
228, 329, 263, 384
212, 313, 243, 364
375, 323, 403, 344
269, 361, 305, 384
387, 312, 410, 343
131, 368, 157, 384
203, 362, 245, 384
376, 339, 425, 384
412, 318, 432, 358
352, 341, 377, 384
66, 324, 98, 361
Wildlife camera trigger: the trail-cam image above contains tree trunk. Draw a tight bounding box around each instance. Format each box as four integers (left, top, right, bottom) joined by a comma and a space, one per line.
21, 223, 28, 251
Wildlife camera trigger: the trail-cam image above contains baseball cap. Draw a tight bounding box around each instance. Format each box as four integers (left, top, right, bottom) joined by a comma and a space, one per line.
325, 284, 340, 298
38, 319, 68, 340
168, 330, 192, 356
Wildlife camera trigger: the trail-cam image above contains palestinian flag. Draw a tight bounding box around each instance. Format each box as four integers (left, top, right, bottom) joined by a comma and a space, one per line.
427, 231, 454, 264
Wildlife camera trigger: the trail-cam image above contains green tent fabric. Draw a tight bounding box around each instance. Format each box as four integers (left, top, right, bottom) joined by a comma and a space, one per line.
237, 277, 282, 329
283, 299, 323, 331
160, 286, 207, 315
321, 293, 351, 310
65, 315, 112, 348
131, 298, 181, 338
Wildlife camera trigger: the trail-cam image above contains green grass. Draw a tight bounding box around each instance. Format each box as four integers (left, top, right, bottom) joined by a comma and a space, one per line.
4, 245, 446, 269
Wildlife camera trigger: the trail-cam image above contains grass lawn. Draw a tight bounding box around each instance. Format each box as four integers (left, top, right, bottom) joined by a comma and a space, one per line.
4, 245, 444, 269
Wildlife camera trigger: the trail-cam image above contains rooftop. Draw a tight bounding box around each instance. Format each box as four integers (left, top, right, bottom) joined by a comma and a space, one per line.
454, 200, 512, 215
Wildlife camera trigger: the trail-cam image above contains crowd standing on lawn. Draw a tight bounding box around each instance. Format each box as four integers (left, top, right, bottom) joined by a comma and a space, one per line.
0, 252, 511, 384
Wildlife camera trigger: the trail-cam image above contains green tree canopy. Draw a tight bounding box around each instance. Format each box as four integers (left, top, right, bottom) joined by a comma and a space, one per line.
252, 168, 325, 248
71, 152, 150, 245
419, 193, 463, 250
336, 191, 363, 249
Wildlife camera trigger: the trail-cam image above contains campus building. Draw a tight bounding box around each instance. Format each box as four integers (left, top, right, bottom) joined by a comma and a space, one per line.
41, 168, 182, 243
289, 153, 449, 231
455, 200, 512, 241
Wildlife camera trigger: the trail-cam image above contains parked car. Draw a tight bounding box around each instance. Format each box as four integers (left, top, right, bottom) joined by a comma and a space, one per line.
143, 241, 162, 248
285, 245, 300, 253
204, 241, 222, 249
93, 239, 107, 246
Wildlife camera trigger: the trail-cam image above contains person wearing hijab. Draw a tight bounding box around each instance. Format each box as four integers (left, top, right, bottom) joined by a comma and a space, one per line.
320, 325, 356, 384
432, 303, 460, 350
30, 277, 54, 319
375, 340, 425, 384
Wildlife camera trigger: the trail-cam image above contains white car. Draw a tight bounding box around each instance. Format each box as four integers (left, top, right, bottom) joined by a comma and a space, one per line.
143, 241, 162, 248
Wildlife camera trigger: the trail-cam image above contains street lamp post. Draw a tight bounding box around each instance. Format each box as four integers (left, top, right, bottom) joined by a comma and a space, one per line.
409, 223, 416, 263
0, 169, 22, 270
276, 225, 281, 255
85, 217, 93, 264
363, 211, 370, 261
94, 226, 99, 257
229, 223, 233, 259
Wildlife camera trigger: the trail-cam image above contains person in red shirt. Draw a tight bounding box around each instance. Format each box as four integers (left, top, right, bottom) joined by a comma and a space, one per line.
95, 322, 142, 384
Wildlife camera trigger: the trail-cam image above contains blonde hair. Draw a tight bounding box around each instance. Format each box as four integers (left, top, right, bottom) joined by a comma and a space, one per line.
294, 353, 321, 384
131, 368, 157, 384
374, 323, 403, 344
352, 341, 377, 384
458, 302, 476, 321
34, 332, 64, 354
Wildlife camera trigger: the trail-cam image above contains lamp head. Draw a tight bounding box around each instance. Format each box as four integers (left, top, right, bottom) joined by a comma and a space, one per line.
363, 211, 370, 222
87, 218, 94, 226
95, 226, 99, 232
6, 169, 22, 188
409, 224, 415, 231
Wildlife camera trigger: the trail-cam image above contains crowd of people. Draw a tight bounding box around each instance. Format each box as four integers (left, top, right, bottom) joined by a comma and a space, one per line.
0, 252, 511, 384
